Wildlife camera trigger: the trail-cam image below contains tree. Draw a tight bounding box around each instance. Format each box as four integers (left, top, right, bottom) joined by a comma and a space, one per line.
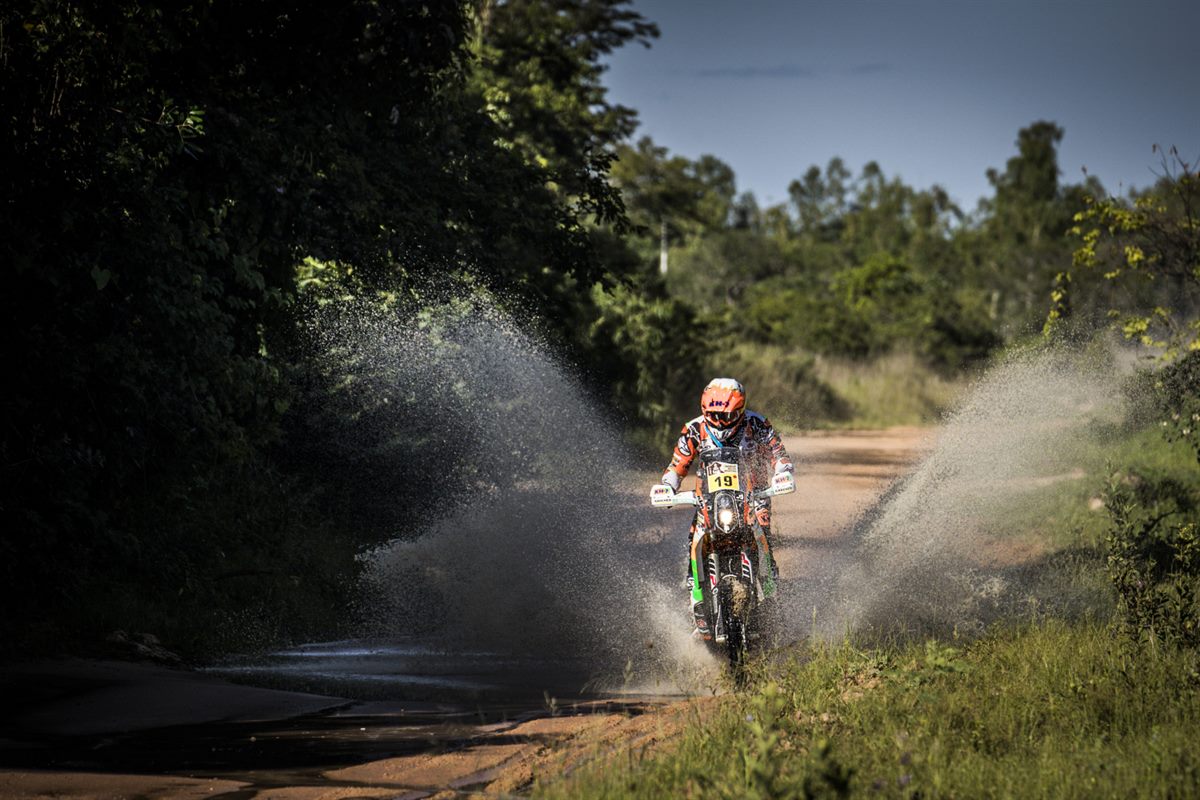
0, 0, 492, 648
0, 0, 662, 650
987, 121, 1065, 244
788, 157, 852, 240
666, 230, 794, 312
839, 161, 962, 265
471, 0, 658, 227
611, 136, 736, 240
1047, 149, 1199, 355
965, 121, 1101, 332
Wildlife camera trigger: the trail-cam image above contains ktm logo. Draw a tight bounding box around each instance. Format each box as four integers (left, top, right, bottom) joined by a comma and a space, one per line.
708, 399, 730, 407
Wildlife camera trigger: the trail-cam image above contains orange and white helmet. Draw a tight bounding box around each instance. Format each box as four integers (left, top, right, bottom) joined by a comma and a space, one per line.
700, 378, 746, 441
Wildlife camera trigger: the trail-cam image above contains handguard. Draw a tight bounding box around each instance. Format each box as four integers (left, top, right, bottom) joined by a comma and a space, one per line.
756, 471, 796, 498
650, 484, 698, 508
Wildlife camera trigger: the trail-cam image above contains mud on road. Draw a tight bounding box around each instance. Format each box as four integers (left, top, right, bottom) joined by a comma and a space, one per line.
0, 428, 931, 799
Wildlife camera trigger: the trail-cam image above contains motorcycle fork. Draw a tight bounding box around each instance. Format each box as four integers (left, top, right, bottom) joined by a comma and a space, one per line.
742, 547, 756, 606
707, 550, 724, 642
713, 549, 755, 644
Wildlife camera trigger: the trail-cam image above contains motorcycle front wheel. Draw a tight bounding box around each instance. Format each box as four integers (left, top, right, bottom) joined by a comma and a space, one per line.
720, 576, 752, 673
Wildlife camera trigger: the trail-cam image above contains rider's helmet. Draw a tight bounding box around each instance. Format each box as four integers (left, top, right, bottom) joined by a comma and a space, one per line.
700, 378, 746, 443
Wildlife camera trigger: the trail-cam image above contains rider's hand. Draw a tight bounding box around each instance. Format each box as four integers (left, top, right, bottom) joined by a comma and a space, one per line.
661, 470, 681, 492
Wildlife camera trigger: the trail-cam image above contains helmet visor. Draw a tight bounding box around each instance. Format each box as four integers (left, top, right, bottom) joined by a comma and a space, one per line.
705, 410, 743, 428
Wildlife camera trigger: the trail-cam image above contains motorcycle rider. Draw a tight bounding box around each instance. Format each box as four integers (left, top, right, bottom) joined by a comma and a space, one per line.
659, 378, 793, 633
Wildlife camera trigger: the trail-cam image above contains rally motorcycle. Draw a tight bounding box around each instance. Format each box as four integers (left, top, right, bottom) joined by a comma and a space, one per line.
650, 447, 795, 670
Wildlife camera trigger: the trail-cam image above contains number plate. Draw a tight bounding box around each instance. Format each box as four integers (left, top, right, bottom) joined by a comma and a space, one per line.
705, 461, 740, 492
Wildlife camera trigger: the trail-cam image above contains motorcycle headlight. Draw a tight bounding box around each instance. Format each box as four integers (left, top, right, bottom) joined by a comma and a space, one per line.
715, 493, 736, 531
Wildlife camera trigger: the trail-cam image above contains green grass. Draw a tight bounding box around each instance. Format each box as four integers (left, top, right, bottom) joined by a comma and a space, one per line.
969, 425, 1200, 560
537, 624, 1200, 799
813, 350, 967, 428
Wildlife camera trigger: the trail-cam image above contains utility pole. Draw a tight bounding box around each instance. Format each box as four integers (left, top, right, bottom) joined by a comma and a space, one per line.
659, 219, 668, 275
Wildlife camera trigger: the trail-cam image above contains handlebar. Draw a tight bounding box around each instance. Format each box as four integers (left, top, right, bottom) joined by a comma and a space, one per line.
649, 471, 795, 508
649, 485, 698, 508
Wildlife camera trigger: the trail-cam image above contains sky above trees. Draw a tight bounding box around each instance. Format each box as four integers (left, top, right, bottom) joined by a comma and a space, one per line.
604, 0, 1199, 211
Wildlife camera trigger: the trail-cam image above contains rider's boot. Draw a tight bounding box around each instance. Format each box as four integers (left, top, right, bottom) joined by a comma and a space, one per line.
759, 524, 781, 604
686, 528, 710, 639
691, 601, 710, 640
685, 553, 705, 638
763, 524, 780, 583
754, 504, 781, 583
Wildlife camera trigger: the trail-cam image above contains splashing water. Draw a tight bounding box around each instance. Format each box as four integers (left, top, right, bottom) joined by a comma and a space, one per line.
805, 344, 1130, 639
298, 299, 717, 695
274, 302, 1129, 701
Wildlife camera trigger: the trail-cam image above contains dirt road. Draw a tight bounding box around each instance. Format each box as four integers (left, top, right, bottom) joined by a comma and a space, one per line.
0, 428, 931, 799
776, 427, 932, 577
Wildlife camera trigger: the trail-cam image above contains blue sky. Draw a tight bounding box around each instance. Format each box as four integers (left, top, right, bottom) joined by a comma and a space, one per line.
603, 0, 1199, 213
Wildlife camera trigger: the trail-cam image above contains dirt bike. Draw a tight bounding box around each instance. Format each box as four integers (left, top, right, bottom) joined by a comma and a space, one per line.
650, 446, 795, 671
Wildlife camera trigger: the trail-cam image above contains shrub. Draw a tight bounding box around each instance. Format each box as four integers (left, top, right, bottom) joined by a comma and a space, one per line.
1104, 471, 1200, 648
1155, 350, 1200, 462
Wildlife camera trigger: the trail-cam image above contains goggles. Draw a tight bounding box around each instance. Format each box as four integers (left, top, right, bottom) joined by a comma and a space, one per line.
704, 409, 743, 428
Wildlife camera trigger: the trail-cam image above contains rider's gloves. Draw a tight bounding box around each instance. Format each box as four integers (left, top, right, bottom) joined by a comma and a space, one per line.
661, 470, 681, 492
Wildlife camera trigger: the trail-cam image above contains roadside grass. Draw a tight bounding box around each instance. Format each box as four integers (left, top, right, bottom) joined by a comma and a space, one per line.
975, 426, 1200, 554
536, 623, 1200, 799
812, 350, 967, 429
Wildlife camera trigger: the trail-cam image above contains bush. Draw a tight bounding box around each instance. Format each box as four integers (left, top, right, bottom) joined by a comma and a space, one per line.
588, 280, 708, 443
1155, 351, 1200, 462
1103, 353, 1200, 648
1104, 470, 1200, 648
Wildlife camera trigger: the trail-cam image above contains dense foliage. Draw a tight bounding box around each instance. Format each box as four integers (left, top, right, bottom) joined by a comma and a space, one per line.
1049, 149, 1199, 353
0, 0, 674, 651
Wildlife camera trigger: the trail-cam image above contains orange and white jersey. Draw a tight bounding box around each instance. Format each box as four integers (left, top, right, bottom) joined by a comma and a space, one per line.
664, 412, 792, 485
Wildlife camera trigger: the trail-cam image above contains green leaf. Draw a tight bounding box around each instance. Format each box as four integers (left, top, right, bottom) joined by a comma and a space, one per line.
91, 267, 111, 290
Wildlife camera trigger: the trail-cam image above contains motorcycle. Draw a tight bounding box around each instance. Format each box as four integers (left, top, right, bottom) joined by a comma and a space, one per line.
650, 446, 795, 670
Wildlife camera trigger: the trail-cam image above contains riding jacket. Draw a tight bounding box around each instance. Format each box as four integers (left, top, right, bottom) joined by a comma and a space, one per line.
664, 412, 793, 491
